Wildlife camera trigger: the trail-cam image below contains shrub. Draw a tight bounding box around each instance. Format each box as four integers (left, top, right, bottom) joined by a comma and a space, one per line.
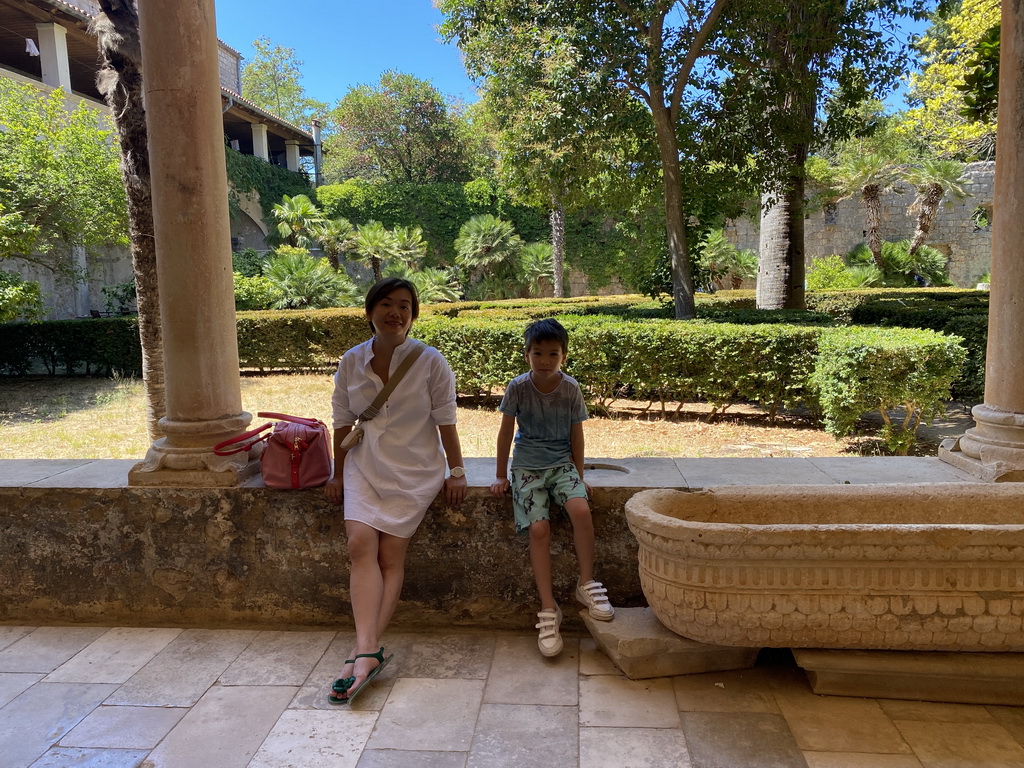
233, 273, 281, 311
812, 327, 966, 453
263, 247, 361, 309
0, 270, 44, 322
232, 247, 267, 277
806, 255, 861, 291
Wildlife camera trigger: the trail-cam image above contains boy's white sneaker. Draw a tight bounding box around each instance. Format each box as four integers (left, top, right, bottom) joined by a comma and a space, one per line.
536, 606, 563, 657
576, 580, 615, 621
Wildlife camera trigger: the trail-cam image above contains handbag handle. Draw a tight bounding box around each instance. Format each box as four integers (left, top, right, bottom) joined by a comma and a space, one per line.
358, 340, 426, 421
213, 422, 273, 455
256, 412, 325, 427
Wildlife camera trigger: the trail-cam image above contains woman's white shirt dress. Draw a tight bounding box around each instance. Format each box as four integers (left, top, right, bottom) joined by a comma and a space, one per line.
331, 337, 457, 538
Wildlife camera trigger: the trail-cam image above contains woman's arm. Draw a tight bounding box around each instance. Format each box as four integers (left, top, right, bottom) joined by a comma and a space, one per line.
438, 423, 467, 506
323, 426, 353, 504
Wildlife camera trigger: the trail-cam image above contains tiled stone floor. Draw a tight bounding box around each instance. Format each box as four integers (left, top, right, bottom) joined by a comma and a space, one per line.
3, 625, 1024, 768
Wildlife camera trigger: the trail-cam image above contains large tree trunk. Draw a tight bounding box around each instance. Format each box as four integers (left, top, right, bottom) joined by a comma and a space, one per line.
757, 178, 806, 309
550, 197, 565, 298
651, 106, 695, 319
908, 184, 944, 256
92, 0, 165, 439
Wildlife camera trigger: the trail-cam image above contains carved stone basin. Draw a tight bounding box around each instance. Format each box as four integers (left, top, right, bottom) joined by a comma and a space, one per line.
624, 485, 1024, 651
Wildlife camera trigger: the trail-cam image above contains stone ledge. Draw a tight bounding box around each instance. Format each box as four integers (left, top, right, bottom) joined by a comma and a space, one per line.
581, 607, 758, 680
794, 648, 1024, 706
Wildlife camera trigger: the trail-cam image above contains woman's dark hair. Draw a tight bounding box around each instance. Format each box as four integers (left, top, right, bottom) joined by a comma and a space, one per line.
365, 277, 420, 334
524, 318, 569, 354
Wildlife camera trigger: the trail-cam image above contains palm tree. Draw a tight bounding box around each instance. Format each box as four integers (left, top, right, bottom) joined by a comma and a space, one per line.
383, 262, 461, 303
315, 217, 355, 271
835, 153, 902, 270
270, 194, 326, 249
263, 247, 361, 309
519, 242, 554, 297
391, 225, 429, 269
351, 221, 397, 282
90, 1, 164, 439
454, 214, 523, 289
905, 159, 969, 257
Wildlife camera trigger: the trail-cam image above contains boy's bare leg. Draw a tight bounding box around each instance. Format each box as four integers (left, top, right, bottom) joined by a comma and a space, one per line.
565, 498, 595, 585
528, 519, 557, 610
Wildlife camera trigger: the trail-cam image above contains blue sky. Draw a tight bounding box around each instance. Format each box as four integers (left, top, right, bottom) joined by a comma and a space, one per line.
214, 0, 481, 107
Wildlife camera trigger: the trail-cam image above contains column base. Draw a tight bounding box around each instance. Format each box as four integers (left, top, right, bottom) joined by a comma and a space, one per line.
938, 404, 1024, 482
128, 413, 262, 488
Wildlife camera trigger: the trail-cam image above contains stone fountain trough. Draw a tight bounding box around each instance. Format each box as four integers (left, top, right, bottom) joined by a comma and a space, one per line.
625, 484, 1024, 652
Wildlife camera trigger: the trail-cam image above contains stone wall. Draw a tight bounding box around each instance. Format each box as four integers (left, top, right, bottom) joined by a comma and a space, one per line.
0, 485, 645, 632
725, 162, 995, 288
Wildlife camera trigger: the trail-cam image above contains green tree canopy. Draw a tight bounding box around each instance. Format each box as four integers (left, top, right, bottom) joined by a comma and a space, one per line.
241, 36, 328, 131
0, 80, 127, 275
896, 0, 999, 160
324, 71, 475, 184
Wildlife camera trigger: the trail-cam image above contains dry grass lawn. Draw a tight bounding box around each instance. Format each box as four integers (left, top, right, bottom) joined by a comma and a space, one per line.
0, 373, 947, 460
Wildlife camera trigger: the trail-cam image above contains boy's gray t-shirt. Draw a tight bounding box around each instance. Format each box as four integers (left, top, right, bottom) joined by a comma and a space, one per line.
499, 371, 589, 469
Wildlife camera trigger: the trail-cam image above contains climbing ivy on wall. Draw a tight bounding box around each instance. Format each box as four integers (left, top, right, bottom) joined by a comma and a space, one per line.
224, 147, 312, 221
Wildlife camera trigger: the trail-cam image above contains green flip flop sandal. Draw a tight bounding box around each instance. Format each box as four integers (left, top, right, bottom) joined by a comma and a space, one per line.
339, 647, 393, 706
327, 659, 356, 705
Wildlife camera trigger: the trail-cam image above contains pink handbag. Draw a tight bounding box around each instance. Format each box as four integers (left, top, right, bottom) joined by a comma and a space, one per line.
213, 412, 332, 489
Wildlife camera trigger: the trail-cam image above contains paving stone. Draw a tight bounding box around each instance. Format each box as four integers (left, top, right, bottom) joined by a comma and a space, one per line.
467, 703, 577, 767
385, 632, 495, 680
682, 711, 808, 768
0, 625, 34, 652
218, 629, 333, 686
26, 459, 136, 487
893, 720, 1024, 768
483, 634, 578, 706
774, 689, 911, 754
0, 682, 118, 768
142, 684, 297, 768
579, 675, 679, 728
807, 457, 977, 485
248, 708, 377, 768
368, 678, 485, 752
878, 699, 997, 723
0, 626, 110, 673
583, 607, 758, 680
987, 705, 1024, 747
579, 637, 624, 676
107, 628, 257, 707
673, 667, 782, 714
676, 458, 834, 488
0, 459, 90, 486
60, 704, 186, 749
0, 672, 42, 708
43, 628, 181, 684
580, 726, 691, 768
357, 750, 468, 768
802, 753, 923, 768
26, 747, 150, 768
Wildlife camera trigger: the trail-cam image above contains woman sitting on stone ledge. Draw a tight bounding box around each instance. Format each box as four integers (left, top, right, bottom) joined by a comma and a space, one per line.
324, 277, 467, 704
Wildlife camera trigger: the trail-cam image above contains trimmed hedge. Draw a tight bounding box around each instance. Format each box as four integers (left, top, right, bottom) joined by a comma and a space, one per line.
1, 293, 968, 449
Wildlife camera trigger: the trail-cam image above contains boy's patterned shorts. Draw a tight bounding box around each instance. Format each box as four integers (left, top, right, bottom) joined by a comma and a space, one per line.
510, 464, 588, 534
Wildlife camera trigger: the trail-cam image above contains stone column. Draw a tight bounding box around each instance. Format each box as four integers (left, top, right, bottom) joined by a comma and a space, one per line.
251, 123, 269, 161
285, 139, 300, 172
35, 23, 71, 91
129, 0, 256, 487
941, 0, 1024, 482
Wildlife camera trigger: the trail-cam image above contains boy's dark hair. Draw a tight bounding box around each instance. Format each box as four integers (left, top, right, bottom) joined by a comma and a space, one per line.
365, 277, 419, 334
524, 318, 568, 354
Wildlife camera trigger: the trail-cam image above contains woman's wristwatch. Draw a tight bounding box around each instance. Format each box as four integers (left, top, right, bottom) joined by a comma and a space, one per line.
449, 466, 466, 478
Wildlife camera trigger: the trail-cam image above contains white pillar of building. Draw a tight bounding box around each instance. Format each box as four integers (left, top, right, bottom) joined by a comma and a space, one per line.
285, 139, 300, 171
251, 123, 269, 161
35, 23, 71, 91
129, 0, 256, 487
940, 0, 1024, 482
